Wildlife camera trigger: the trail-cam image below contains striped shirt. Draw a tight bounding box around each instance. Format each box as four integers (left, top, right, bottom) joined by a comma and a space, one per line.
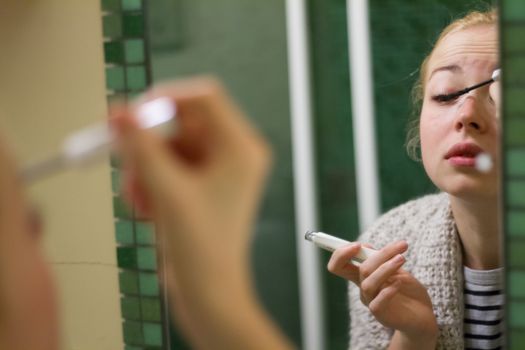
463, 266, 505, 350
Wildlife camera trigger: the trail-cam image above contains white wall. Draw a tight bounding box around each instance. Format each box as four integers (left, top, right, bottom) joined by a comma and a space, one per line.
0, 1, 123, 349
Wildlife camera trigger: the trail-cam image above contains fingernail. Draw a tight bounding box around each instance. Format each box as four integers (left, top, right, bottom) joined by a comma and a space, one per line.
397, 240, 408, 248
392, 254, 404, 264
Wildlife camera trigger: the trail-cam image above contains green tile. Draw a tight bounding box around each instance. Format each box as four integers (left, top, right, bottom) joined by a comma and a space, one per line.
103, 14, 122, 38
102, 0, 121, 12
507, 118, 525, 146
137, 247, 157, 270
125, 39, 145, 63
510, 328, 525, 350
126, 66, 147, 90
122, 0, 142, 11
143, 323, 163, 346
104, 41, 125, 64
508, 180, 525, 207
509, 210, 525, 237
123, 14, 144, 37
510, 270, 525, 298
118, 247, 138, 269
115, 220, 134, 245
141, 298, 162, 322
505, 56, 525, 85
106, 67, 126, 91
136, 222, 155, 245
123, 321, 144, 344
139, 272, 159, 296
110, 155, 122, 168
504, 25, 525, 54
507, 149, 525, 177
506, 88, 525, 117
113, 195, 132, 219
111, 169, 122, 194
509, 241, 525, 268
119, 271, 139, 294
503, 1, 525, 22
121, 296, 141, 320
510, 301, 525, 328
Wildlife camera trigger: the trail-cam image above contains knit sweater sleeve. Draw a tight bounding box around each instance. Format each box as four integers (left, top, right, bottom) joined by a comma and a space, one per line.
347, 193, 449, 349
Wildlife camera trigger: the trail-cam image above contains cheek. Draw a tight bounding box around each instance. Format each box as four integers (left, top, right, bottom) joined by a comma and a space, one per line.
419, 110, 444, 177
419, 114, 435, 160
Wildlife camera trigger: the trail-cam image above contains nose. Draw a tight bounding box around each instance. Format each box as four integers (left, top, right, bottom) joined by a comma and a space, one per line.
454, 94, 489, 133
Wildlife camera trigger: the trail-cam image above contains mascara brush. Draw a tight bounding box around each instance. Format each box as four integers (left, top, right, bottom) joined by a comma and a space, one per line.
435, 69, 501, 102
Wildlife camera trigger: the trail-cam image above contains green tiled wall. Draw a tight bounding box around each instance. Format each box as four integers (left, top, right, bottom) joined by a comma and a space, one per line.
502, 0, 525, 348
101, 0, 166, 349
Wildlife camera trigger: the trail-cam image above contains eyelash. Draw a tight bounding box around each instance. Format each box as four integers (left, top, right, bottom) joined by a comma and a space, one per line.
431, 93, 459, 104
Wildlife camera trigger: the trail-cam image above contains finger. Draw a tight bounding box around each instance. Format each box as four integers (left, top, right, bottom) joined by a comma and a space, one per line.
111, 105, 193, 217
359, 254, 405, 304
140, 77, 267, 154
327, 243, 361, 284
359, 240, 408, 279
489, 81, 501, 117
128, 78, 272, 188
367, 280, 401, 315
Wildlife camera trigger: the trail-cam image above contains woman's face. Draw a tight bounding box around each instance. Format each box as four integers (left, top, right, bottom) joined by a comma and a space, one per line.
420, 25, 499, 200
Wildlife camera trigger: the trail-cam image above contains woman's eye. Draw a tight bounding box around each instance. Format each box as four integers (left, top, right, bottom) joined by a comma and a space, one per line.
431, 93, 459, 104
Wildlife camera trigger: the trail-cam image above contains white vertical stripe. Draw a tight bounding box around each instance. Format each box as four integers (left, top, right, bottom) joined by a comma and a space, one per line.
285, 0, 324, 349
346, 0, 381, 231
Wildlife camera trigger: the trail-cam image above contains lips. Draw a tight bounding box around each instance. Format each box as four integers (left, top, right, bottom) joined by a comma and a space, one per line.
444, 142, 484, 167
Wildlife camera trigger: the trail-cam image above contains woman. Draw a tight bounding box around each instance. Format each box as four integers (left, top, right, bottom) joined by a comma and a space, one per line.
328, 9, 502, 350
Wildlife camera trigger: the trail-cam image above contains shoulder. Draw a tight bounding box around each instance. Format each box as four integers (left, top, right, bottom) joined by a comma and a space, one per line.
358, 192, 451, 248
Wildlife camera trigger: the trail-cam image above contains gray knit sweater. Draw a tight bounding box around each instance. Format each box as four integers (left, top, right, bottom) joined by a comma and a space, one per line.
348, 193, 464, 349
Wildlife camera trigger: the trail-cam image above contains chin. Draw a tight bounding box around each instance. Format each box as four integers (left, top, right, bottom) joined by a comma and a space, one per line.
436, 177, 499, 201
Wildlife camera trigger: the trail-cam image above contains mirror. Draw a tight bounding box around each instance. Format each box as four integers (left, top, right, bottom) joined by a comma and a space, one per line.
110, 0, 503, 349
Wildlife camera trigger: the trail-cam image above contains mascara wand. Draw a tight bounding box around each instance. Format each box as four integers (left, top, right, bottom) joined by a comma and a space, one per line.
436, 69, 501, 102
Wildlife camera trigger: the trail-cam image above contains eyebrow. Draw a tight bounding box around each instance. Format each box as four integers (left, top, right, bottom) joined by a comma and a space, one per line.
427, 64, 463, 82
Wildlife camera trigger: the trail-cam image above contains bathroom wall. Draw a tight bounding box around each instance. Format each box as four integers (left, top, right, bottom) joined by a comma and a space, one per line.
0, 2, 122, 349
502, 0, 525, 348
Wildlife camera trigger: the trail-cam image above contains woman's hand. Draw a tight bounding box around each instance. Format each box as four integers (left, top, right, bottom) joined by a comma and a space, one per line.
489, 79, 501, 118
328, 241, 438, 349
112, 77, 292, 350
112, 78, 271, 283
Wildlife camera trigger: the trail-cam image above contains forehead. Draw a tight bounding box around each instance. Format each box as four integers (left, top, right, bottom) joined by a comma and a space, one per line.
426, 25, 498, 80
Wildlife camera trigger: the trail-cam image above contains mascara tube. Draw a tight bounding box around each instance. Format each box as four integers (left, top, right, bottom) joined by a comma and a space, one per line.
304, 230, 376, 263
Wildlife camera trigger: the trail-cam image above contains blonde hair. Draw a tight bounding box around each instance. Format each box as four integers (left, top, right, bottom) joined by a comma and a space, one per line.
406, 8, 498, 160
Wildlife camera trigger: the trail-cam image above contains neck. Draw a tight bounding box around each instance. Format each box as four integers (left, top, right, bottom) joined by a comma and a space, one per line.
449, 194, 502, 270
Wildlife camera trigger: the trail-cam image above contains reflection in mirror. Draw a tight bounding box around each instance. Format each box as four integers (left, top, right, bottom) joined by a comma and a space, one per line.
102, 0, 507, 349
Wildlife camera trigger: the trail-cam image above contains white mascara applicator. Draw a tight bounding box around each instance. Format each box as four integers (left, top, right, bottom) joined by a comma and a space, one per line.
305, 230, 376, 263
21, 97, 176, 183
475, 153, 493, 173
